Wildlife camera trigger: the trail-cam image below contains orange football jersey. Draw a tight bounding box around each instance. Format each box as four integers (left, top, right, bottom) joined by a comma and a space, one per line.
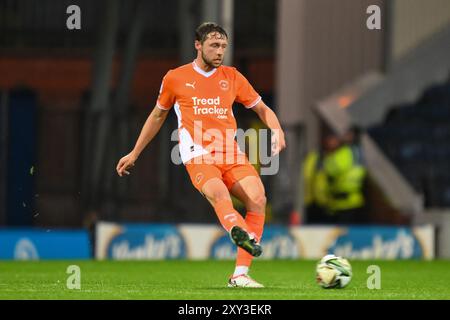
157, 61, 261, 163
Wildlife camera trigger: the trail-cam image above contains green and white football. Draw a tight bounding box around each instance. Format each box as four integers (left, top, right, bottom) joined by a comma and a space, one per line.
316, 254, 352, 289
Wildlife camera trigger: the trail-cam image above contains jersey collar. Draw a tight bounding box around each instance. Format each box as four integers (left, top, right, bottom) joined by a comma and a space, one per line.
192, 60, 217, 78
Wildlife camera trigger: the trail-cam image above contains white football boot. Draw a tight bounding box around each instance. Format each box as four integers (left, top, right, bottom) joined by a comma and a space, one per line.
228, 274, 264, 288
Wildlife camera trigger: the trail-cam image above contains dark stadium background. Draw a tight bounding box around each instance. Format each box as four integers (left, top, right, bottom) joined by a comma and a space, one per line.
1, 0, 450, 264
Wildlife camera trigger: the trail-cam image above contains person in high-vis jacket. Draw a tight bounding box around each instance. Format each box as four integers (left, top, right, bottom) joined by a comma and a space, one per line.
324, 126, 368, 224
303, 133, 340, 224
304, 127, 369, 224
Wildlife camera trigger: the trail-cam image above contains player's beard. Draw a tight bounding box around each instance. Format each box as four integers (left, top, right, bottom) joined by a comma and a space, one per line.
202, 51, 222, 69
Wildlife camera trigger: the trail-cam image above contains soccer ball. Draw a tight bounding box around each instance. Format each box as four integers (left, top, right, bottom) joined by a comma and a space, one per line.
316, 254, 352, 289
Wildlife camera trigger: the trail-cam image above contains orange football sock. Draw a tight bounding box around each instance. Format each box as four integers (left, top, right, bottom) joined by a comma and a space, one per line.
236, 211, 265, 268
213, 199, 248, 233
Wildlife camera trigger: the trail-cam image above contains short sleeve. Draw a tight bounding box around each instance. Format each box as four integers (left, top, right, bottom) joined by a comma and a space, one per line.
235, 70, 261, 109
156, 71, 176, 110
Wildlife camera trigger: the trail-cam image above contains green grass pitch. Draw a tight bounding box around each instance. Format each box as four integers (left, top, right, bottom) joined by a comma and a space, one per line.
1, 260, 449, 299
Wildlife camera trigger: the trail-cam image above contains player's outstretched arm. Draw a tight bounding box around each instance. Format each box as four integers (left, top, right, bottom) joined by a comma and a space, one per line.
116, 106, 169, 177
251, 100, 287, 155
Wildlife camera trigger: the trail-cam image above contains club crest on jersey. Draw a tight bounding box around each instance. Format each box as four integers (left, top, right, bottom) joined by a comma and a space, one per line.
219, 80, 229, 91
195, 173, 204, 185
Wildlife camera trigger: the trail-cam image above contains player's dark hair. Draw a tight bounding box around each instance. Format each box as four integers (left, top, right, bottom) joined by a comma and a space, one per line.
195, 22, 228, 44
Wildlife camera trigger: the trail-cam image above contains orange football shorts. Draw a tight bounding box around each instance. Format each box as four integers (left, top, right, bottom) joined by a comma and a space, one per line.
185, 152, 259, 193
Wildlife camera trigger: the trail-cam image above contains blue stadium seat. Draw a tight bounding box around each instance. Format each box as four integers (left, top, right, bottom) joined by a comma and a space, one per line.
368, 80, 450, 208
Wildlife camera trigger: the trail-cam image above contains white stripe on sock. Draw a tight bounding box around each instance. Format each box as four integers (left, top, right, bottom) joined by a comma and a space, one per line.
233, 266, 249, 277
